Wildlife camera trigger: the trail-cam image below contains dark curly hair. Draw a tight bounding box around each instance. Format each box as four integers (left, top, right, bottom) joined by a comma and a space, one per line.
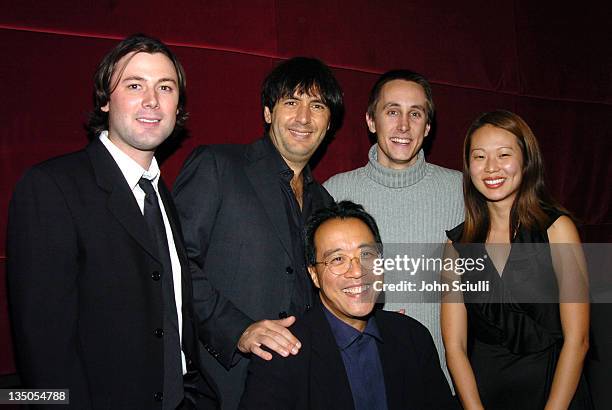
261, 57, 344, 137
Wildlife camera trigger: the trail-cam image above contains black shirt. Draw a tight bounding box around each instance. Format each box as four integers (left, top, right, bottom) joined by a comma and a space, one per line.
323, 305, 388, 410
263, 137, 316, 315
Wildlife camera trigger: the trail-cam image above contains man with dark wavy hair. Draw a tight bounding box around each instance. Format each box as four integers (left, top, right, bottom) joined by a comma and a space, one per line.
8, 34, 218, 409
173, 57, 342, 409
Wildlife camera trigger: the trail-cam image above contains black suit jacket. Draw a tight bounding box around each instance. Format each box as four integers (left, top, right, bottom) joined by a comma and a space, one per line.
7, 139, 218, 409
173, 138, 333, 406
239, 301, 458, 410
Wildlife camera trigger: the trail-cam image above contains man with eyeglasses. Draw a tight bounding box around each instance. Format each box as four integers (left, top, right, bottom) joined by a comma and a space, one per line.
240, 201, 457, 409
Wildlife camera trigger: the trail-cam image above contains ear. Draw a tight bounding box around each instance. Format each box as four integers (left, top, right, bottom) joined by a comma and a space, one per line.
366, 112, 376, 134
101, 103, 110, 113
308, 265, 321, 289
263, 106, 272, 124
424, 123, 431, 137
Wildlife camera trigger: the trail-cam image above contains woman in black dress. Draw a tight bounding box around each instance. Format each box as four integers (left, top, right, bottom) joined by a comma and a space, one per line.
441, 110, 591, 409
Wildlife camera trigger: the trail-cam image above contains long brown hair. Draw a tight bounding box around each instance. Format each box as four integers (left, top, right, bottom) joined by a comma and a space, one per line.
460, 110, 565, 242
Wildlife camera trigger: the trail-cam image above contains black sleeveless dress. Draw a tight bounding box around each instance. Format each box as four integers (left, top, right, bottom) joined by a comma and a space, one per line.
446, 210, 592, 409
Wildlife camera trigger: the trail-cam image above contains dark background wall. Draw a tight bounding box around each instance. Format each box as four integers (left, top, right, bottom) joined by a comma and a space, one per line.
1, 0, 610, 378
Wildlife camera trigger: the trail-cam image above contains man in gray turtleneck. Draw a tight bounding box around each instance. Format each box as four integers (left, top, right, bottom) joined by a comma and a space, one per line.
323, 70, 463, 390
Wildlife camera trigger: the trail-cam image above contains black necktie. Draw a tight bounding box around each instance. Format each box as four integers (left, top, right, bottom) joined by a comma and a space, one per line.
138, 177, 183, 409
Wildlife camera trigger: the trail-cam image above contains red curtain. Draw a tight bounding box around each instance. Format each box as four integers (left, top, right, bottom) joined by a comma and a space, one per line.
1, 0, 610, 375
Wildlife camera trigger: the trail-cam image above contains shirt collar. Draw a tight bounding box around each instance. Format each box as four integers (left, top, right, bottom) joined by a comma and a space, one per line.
262, 136, 314, 185
99, 130, 161, 190
322, 301, 383, 350
366, 144, 427, 188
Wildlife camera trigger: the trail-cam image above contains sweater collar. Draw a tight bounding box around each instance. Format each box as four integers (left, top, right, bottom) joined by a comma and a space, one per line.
365, 144, 428, 188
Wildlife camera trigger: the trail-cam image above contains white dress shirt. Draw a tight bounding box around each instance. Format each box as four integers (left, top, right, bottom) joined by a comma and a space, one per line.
100, 131, 186, 373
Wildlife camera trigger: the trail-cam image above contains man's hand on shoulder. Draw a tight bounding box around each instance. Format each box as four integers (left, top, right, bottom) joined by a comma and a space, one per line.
238, 317, 301, 361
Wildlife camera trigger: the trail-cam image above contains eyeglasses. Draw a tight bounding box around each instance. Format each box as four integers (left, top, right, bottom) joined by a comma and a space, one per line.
315, 248, 381, 276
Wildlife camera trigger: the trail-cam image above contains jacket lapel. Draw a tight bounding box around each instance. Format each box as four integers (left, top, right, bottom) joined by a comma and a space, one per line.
86, 140, 161, 264
158, 179, 199, 356
376, 310, 407, 409
309, 303, 355, 410
158, 181, 191, 291
244, 139, 293, 261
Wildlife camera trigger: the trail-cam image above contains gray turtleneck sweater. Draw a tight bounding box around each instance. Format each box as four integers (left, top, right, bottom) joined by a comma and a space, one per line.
323, 145, 464, 389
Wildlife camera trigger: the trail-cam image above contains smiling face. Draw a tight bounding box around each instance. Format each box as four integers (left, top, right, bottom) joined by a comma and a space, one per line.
367, 79, 431, 170
469, 124, 524, 208
102, 52, 179, 168
308, 217, 379, 331
264, 89, 331, 169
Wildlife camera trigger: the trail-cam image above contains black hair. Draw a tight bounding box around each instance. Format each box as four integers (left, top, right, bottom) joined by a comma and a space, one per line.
261, 57, 344, 136
305, 201, 382, 266
366, 69, 434, 126
86, 33, 187, 139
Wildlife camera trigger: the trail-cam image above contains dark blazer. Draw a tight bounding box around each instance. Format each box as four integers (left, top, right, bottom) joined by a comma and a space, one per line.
239, 301, 458, 410
173, 138, 333, 407
7, 139, 218, 410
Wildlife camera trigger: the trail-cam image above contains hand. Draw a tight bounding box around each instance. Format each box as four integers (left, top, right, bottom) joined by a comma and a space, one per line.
237, 317, 301, 361
398, 309, 406, 315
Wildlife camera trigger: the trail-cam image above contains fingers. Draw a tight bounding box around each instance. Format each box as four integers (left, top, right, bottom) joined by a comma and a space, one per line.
273, 317, 301, 351
250, 345, 273, 361
277, 315, 297, 327
398, 309, 406, 315
238, 317, 302, 360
